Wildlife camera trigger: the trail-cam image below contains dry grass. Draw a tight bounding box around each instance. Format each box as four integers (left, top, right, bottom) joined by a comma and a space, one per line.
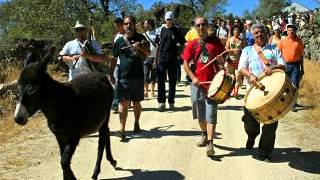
298, 60, 320, 127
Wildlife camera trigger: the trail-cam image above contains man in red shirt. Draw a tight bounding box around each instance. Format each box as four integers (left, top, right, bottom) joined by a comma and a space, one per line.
182, 16, 225, 157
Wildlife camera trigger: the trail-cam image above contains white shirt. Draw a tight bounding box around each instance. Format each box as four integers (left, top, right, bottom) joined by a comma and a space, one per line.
60, 39, 103, 81
144, 30, 157, 57
114, 33, 123, 65
238, 44, 286, 77
217, 27, 228, 39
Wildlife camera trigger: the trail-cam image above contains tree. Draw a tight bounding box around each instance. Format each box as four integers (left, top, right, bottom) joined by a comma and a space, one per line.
179, 0, 228, 17
242, 9, 254, 21
254, 0, 291, 18
0, 0, 140, 44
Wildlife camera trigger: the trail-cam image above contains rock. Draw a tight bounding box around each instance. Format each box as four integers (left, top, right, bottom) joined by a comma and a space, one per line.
0, 80, 18, 96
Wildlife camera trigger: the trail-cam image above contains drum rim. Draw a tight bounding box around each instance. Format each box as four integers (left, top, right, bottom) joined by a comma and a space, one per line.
208, 69, 227, 97
244, 69, 290, 110
208, 69, 235, 103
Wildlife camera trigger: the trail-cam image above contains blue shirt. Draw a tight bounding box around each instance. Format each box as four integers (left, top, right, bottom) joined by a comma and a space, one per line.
238, 44, 286, 77
245, 31, 255, 46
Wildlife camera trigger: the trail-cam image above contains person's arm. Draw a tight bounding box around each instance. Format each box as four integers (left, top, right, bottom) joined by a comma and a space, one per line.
59, 43, 80, 63
181, 42, 199, 86
81, 41, 105, 63
225, 37, 230, 50
268, 36, 273, 45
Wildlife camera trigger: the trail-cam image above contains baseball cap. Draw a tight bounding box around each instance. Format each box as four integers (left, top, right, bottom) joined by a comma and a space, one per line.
165, 11, 174, 20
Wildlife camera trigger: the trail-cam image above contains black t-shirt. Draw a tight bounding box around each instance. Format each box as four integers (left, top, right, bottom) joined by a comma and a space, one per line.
112, 33, 148, 79
156, 26, 185, 61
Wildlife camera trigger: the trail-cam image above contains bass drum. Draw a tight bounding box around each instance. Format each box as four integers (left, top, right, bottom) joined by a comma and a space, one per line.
244, 69, 297, 124
207, 69, 235, 104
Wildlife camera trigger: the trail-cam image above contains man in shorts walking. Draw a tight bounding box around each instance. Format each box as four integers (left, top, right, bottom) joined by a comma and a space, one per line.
182, 16, 225, 157
112, 15, 150, 141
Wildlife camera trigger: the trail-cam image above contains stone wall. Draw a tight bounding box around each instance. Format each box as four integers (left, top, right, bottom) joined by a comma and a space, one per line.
298, 23, 320, 61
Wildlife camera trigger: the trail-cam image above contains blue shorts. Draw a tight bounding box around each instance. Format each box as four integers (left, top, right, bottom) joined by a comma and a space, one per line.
190, 84, 218, 124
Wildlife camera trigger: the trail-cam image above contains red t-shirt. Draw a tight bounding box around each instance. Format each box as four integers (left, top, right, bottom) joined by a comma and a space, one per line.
181, 38, 225, 92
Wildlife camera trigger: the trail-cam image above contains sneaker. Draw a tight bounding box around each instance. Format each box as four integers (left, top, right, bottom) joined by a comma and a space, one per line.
111, 105, 118, 112
169, 104, 175, 111
246, 137, 255, 149
157, 103, 165, 112
291, 108, 298, 112
206, 143, 215, 157
197, 135, 208, 147
133, 122, 141, 133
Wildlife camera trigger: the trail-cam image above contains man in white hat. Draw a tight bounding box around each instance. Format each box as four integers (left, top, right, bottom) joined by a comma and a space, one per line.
155, 11, 185, 111
59, 21, 105, 81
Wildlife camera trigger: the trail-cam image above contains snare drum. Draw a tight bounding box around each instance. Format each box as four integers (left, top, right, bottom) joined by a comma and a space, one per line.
244, 69, 297, 124
207, 69, 235, 104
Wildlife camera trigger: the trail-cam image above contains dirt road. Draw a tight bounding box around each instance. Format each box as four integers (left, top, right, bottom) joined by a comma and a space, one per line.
1, 80, 320, 180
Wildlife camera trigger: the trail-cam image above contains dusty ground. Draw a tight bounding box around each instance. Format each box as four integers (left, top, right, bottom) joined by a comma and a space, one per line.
0, 80, 320, 180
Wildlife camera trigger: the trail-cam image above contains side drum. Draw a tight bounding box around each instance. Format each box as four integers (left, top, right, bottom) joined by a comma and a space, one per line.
207, 69, 235, 104
244, 69, 297, 124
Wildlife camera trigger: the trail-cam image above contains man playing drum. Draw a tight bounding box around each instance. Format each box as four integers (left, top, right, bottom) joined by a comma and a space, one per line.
182, 16, 225, 157
238, 23, 286, 161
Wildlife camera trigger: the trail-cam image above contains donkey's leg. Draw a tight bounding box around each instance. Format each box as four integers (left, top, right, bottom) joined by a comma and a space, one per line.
92, 124, 107, 180
105, 125, 117, 167
60, 139, 79, 180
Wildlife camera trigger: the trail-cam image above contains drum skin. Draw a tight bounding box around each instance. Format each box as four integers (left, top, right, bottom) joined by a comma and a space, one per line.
244, 69, 297, 124
208, 69, 235, 104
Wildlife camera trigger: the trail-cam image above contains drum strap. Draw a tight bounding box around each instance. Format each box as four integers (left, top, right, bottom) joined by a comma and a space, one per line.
253, 45, 270, 67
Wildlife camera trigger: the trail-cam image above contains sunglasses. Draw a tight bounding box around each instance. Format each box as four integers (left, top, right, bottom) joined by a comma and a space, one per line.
195, 23, 208, 27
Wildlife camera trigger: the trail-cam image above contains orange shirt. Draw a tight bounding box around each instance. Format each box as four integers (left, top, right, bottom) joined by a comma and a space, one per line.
279, 36, 304, 63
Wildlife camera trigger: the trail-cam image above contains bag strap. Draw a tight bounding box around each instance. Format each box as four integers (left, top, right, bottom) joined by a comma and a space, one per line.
253, 44, 270, 67
144, 32, 157, 47
123, 35, 136, 55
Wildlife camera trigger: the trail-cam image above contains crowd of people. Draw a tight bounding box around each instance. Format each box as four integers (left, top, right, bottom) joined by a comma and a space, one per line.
58, 9, 307, 161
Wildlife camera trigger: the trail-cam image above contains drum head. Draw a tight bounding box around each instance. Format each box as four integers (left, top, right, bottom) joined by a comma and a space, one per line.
208, 70, 225, 95
245, 70, 286, 109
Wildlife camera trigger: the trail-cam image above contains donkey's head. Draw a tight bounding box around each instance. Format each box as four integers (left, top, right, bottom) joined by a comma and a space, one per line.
14, 47, 55, 125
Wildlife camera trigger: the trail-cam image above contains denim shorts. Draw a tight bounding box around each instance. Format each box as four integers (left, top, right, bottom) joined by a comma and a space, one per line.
143, 57, 157, 83
190, 84, 218, 124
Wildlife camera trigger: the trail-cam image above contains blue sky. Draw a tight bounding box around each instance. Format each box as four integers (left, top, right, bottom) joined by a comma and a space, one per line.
139, 0, 318, 16
0, 0, 317, 16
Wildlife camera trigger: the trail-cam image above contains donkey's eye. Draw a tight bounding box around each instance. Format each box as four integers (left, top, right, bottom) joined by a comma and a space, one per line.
27, 86, 37, 95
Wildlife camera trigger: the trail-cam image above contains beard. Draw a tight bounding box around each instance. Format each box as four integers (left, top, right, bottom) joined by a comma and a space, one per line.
125, 27, 135, 37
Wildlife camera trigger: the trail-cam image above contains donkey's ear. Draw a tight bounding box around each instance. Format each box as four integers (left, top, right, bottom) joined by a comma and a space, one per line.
38, 46, 56, 71
24, 45, 38, 66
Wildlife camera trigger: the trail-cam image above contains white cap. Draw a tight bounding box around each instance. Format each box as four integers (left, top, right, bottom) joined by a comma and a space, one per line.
165, 11, 174, 20
245, 20, 252, 25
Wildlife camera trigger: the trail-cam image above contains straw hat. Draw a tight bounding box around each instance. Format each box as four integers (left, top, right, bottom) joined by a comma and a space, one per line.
72, 21, 88, 29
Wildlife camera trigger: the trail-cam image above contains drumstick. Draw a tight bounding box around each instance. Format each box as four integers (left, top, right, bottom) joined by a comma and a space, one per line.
200, 50, 228, 70
199, 81, 212, 84
254, 81, 266, 91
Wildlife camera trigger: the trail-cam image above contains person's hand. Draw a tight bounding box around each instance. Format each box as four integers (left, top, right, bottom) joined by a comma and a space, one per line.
72, 55, 80, 61
192, 77, 200, 87
216, 54, 224, 63
249, 73, 258, 84
80, 50, 89, 58
264, 66, 272, 76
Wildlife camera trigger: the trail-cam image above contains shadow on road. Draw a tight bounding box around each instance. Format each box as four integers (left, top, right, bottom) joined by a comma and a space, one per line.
101, 167, 185, 180
212, 144, 320, 174
217, 105, 244, 111
141, 106, 192, 112
86, 125, 222, 142
112, 125, 222, 141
